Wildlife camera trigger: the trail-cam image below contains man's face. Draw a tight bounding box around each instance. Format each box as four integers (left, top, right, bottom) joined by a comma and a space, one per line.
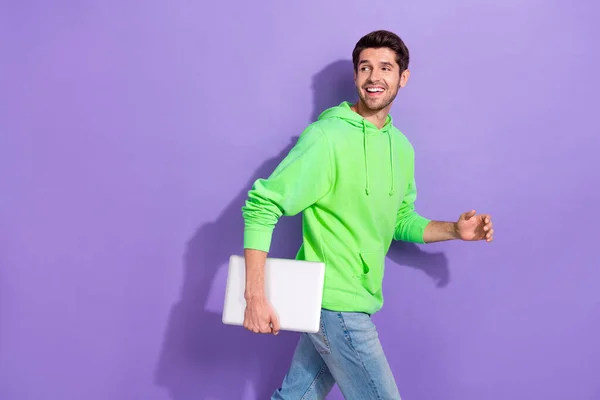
354, 47, 409, 112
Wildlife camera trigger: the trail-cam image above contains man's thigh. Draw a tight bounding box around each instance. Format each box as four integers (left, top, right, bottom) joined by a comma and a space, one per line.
312, 309, 401, 400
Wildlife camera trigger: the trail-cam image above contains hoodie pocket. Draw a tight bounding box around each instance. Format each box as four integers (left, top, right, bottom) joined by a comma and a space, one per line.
356, 249, 384, 296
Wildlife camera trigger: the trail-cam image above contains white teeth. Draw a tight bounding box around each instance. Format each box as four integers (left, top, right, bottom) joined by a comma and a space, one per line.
367, 88, 384, 92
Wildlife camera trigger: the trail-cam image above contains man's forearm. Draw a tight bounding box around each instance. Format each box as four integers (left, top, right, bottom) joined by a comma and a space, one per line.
244, 248, 268, 299
422, 220, 459, 243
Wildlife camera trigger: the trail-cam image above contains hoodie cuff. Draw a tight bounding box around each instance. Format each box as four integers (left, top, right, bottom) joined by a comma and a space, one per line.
411, 215, 432, 244
243, 228, 274, 253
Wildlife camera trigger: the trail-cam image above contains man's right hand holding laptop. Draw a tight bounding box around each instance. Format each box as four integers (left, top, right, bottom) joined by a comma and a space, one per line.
242, 248, 281, 335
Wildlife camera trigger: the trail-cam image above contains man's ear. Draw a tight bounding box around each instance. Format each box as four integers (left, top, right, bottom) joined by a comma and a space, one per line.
400, 69, 410, 88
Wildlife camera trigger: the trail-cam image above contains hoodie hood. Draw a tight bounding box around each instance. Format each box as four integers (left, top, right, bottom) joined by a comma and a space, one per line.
317, 101, 396, 196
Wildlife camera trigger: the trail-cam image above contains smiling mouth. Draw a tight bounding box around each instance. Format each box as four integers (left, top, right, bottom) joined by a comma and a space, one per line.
365, 86, 385, 97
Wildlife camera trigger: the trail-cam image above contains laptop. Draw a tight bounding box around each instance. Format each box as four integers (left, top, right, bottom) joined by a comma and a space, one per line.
222, 254, 325, 333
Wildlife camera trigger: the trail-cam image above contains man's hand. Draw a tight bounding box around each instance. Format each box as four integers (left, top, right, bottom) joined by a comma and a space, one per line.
243, 295, 280, 335
242, 248, 280, 335
456, 210, 494, 242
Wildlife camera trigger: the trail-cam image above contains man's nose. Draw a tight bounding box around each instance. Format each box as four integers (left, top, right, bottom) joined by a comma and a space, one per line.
369, 69, 382, 82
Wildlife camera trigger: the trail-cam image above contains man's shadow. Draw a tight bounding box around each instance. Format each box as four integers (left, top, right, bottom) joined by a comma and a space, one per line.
387, 241, 450, 288
153, 59, 450, 400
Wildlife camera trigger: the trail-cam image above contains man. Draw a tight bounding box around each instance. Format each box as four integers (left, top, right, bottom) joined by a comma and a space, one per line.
240, 30, 494, 399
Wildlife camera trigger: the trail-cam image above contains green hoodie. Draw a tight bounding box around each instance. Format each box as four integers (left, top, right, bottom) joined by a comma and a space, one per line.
242, 101, 430, 315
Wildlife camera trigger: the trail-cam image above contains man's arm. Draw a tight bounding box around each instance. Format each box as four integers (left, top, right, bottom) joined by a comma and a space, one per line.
425, 210, 494, 243
241, 125, 334, 334
422, 220, 459, 243
394, 185, 493, 244
243, 248, 268, 300
403, 212, 494, 244
394, 148, 494, 244
242, 248, 278, 334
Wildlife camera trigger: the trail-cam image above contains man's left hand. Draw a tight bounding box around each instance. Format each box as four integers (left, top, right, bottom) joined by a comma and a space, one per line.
455, 210, 494, 242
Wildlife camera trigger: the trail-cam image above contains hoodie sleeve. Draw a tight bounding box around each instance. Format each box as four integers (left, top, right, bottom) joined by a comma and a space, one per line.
393, 148, 431, 243
242, 124, 333, 252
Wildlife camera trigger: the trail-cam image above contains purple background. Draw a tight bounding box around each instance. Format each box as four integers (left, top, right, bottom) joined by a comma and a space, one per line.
1, 1, 599, 399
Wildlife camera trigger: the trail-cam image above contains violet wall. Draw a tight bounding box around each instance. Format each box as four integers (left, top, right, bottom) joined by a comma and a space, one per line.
1, 1, 598, 399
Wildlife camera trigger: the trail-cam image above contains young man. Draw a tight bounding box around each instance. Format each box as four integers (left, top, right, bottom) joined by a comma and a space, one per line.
240, 30, 494, 399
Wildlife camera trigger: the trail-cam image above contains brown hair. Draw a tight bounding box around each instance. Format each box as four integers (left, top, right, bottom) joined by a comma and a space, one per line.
352, 30, 410, 74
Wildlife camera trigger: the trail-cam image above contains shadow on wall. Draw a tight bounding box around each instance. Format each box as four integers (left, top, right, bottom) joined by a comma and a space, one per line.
387, 241, 450, 288
153, 59, 450, 400
153, 137, 304, 400
310, 59, 357, 122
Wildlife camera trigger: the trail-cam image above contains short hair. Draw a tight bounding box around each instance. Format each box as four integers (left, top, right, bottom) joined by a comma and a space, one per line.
352, 30, 410, 74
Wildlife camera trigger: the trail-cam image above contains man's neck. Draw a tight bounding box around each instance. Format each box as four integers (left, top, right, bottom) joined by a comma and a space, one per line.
351, 100, 391, 130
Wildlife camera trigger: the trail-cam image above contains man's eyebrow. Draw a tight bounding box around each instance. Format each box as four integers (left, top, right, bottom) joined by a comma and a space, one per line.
358, 60, 395, 67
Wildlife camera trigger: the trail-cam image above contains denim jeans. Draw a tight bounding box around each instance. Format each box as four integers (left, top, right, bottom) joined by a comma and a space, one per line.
271, 309, 401, 399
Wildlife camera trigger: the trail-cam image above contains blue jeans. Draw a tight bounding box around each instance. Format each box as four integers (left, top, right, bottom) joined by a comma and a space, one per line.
271, 309, 401, 399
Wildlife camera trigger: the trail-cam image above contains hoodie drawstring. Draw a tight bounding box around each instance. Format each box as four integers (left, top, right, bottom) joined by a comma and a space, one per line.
362, 120, 370, 195
362, 119, 394, 196
388, 132, 394, 196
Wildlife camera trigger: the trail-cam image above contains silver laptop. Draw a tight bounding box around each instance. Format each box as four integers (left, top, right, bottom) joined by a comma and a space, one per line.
222, 254, 325, 333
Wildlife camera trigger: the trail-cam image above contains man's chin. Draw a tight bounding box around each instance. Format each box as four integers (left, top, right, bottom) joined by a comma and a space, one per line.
359, 93, 397, 113
361, 99, 388, 112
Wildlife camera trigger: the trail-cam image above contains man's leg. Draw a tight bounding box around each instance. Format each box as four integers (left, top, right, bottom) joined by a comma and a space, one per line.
271, 331, 336, 399
316, 309, 402, 400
